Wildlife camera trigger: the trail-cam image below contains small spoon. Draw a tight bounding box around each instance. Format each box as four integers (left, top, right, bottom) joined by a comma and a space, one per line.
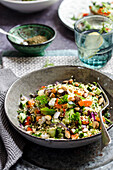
0, 28, 28, 45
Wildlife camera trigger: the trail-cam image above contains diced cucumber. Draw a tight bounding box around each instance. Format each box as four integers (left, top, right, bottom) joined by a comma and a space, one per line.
18, 113, 26, 123
62, 118, 70, 124
63, 109, 75, 124
52, 118, 60, 124
95, 87, 101, 95
56, 127, 63, 138
79, 132, 84, 138
41, 107, 56, 115
47, 127, 56, 138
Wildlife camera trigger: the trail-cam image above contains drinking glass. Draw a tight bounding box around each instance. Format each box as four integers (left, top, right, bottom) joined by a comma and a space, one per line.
74, 15, 113, 69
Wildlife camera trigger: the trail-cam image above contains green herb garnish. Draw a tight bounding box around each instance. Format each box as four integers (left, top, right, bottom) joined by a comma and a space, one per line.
32, 133, 42, 137
41, 107, 56, 115
71, 15, 79, 21
35, 95, 48, 105
71, 112, 81, 125
58, 95, 68, 104
43, 60, 54, 68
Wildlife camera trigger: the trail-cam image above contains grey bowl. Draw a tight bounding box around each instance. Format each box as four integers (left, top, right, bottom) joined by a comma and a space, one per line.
5, 66, 113, 148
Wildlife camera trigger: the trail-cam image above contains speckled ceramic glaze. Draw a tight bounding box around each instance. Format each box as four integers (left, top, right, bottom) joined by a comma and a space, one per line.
5, 66, 113, 148
7, 24, 56, 56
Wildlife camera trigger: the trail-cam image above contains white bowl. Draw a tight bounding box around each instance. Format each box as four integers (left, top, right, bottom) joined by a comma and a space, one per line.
0, 0, 59, 13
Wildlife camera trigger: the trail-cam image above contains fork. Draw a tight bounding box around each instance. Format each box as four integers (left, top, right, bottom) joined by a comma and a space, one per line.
97, 83, 111, 150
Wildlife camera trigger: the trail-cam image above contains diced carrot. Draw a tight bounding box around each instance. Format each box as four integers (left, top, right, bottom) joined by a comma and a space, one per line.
96, 116, 100, 122
74, 90, 83, 96
96, 116, 105, 122
63, 112, 65, 117
25, 116, 31, 125
27, 116, 31, 122
89, 92, 95, 96
51, 88, 57, 93
98, 8, 110, 16
92, 87, 95, 90
63, 108, 66, 113
27, 99, 35, 108
68, 96, 75, 101
104, 11, 110, 15
89, 6, 91, 9
55, 98, 58, 105
62, 103, 68, 109
81, 116, 83, 120
82, 120, 89, 125
36, 115, 41, 122
34, 108, 41, 114
105, 28, 110, 32
98, 8, 104, 15
27, 127, 32, 131
25, 122, 30, 126
75, 82, 79, 87
71, 134, 79, 139
62, 109, 66, 117
102, 116, 105, 122
78, 100, 92, 107
55, 98, 62, 109
98, 8, 103, 14
83, 13, 89, 17
41, 86, 46, 89
68, 79, 73, 84
103, 12, 110, 16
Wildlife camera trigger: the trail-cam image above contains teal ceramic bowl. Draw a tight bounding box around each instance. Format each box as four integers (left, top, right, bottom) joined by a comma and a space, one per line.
7, 24, 56, 56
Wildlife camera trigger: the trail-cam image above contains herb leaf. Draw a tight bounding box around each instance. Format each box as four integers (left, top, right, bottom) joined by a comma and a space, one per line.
58, 95, 68, 104
71, 112, 81, 125
35, 95, 48, 105
43, 60, 54, 68
71, 15, 78, 21
41, 107, 56, 115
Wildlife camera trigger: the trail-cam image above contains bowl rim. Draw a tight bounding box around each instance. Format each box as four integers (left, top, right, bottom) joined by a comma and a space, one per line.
7, 23, 56, 47
4, 65, 113, 143
74, 15, 113, 35
1, 0, 55, 4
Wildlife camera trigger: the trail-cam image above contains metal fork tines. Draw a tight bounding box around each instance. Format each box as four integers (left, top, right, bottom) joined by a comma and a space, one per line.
97, 83, 111, 150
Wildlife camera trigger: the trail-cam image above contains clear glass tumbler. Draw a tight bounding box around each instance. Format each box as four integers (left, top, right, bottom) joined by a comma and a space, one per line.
74, 15, 113, 69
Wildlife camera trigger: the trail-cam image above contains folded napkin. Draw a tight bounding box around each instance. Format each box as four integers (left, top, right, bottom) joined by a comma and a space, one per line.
0, 69, 26, 170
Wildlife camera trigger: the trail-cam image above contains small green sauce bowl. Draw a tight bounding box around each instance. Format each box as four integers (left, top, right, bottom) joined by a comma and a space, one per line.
7, 24, 56, 56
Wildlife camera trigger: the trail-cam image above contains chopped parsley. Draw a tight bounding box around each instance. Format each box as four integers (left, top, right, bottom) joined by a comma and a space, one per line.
58, 95, 68, 104
71, 112, 81, 125
35, 95, 48, 106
